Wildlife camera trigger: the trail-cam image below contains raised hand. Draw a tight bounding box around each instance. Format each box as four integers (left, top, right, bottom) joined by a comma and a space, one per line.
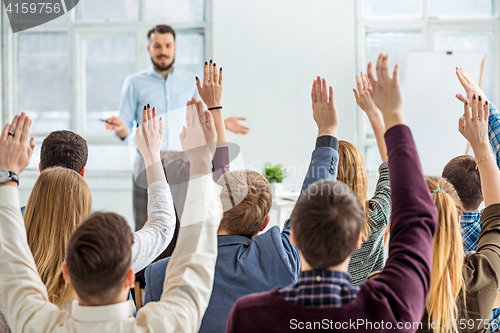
196, 60, 223, 109
458, 94, 489, 152
311, 76, 338, 137
180, 98, 217, 175
225, 117, 249, 135
455, 67, 489, 106
367, 53, 406, 130
354, 72, 388, 162
0, 112, 36, 177
136, 105, 163, 168
354, 72, 379, 115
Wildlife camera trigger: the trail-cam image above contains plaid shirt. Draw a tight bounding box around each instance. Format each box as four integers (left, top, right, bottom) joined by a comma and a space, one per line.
461, 209, 483, 255
280, 270, 359, 308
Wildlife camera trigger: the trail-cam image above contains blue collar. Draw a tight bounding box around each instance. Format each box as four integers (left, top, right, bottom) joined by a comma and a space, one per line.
146, 65, 176, 80
217, 234, 252, 247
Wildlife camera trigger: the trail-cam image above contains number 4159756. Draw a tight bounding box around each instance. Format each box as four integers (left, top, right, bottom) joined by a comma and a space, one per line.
5, 2, 62, 14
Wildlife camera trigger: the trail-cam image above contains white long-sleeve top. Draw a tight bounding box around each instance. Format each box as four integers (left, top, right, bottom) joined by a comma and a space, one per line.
131, 180, 176, 273
0, 175, 222, 333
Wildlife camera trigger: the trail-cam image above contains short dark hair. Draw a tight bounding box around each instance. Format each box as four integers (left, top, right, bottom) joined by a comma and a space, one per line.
290, 180, 365, 269
147, 25, 176, 41
66, 212, 133, 305
40, 131, 88, 173
442, 155, 482, 211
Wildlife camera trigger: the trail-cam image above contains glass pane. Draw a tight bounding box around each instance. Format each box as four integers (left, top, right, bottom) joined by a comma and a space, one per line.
365, 0, 423, 19
86, 145, 132, 171
431, 0, 496, 19
19, 33, 69, 133
80, 0, 139, 21
366, 32, 424, 83
85, 37, 136, 131
434, 31, 493, 98
144, 0, 205, 22
174, 32, 205, 78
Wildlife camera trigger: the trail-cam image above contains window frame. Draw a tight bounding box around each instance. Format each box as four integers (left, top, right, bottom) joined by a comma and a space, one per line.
356, 0, 500, 174
1, 0, 213, 146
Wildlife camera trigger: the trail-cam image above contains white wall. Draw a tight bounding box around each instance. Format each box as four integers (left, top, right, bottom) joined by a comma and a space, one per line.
213, 0, 357, 191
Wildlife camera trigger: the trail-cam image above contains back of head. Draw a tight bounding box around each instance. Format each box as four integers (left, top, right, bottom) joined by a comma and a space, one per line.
40, 130, 88, 173
291, 180, 365, 269
66, 212, 133, 305
442, 155, 482, 212
425, 176, 464, 333
24, 167, 92, 306
217, 170, 272, 238
337, 140, 371, 238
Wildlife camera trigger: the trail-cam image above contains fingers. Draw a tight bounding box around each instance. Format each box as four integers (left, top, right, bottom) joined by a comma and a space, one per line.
237, 117, 247, 121
458, 116, 466, 135
315, 76, 321, 103
240, 125, 250, 131
367, 62, 377, 86
311, 80, 317, 104
219, 67, 223, 86
329, 86, 334, 106
1, 123, 9, 142
459, 67, 474, 85
210, 60, 215, 83
9, 115, 20, 134
180, 126, 186, 142
14, 113, 27, 139
353, 89, 360, 102
203, 61, 209, 85
361, 73, 370, 90
456, 69, 470, 93
142, 105, 147, 126
152, 107, 158, 132
196, 75, 202, 93
455, 93, 467, 104
204, 110, 215, 132
463, 99, 471, 125
198, 103, 207, 124
321, 78, 328, 103
356, 75, 363, 93
375, 54, 384, 82
159, 116, 164, 140
212, 62, 219, 84
20, 117, 31, 145
484, 100, 489, 122
471, 94, 479, 120
393, 63, 400, 82
477, 95, 484, 121
186, 102, 194, 128
381, 54, 390, 80
147, 104, 152, 121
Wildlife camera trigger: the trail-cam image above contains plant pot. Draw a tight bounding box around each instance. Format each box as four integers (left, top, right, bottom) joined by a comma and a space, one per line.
271, 182, 284, 197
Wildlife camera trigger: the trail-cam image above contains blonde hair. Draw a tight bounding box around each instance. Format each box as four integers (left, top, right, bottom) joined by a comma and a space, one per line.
24, 167, 92, 307
337, 140, 371, 239
426, 177, 465, 333
218, 170, 272, 238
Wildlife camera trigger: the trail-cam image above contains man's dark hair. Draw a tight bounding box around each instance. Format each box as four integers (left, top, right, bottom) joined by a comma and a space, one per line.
291, 180, 365, 269
147, 25, 176, 41
442, 155, 483, 212
40, 131, 88, 173
66, 212, 133, 305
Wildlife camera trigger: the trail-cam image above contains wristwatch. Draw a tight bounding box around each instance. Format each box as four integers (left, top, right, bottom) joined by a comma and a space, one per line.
0, 169, 19, 185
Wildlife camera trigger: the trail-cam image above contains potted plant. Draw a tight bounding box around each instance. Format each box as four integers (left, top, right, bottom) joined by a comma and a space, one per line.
263, 162, 287, 196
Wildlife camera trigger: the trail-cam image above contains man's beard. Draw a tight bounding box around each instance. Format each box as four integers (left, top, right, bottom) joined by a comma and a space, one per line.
152, 56, 175, 72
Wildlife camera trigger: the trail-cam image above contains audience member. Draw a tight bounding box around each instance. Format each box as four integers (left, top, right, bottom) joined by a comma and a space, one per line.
144, 74, 341, 333
0, 103, 224, 332
414, 72, 500, 333
339, 72, 391, 286
226, 54, 437, 333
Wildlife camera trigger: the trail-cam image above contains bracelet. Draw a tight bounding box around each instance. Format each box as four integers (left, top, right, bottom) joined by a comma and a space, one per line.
208, 106, 223, 111
476, 153, 493, 168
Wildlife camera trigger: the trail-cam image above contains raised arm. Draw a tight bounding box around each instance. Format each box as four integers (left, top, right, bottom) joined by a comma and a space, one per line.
131, 105, 176, 272
138, 98, 222, 332
0, 114, 71, 333
354, 72, 388, 162
455, 67, 500, 170
364, 54, 437, 325
300, 76, 340, 193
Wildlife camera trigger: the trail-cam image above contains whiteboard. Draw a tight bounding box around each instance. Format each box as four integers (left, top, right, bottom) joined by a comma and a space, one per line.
402, 51, 485, 176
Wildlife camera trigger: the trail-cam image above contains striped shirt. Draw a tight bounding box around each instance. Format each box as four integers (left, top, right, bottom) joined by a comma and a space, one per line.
348, 161, 391, 286
280, 270, 359, 308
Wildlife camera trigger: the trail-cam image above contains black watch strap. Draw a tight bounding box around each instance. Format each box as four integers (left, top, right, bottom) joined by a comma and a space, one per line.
8, 171, 19, 185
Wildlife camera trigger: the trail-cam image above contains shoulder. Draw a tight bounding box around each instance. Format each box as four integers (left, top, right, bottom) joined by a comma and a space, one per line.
145, 257, 171, 282
233, 289, 280, 310
463, 252, 499, 292
124, 69, 153, 85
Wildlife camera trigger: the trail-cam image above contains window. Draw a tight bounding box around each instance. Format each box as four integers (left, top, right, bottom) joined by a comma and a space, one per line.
357, 0, 499, 174
4, 0, 211, 171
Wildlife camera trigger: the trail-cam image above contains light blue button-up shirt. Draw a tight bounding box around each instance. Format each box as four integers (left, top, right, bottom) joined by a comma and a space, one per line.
118, 66, 200, 152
